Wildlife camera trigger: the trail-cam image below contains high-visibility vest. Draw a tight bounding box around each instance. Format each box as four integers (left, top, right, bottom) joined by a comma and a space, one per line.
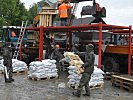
59, 3, 71, 18
11, 31, 16, 37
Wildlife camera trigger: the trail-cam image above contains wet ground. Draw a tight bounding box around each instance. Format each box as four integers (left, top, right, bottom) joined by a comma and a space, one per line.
0, 72, 133, 100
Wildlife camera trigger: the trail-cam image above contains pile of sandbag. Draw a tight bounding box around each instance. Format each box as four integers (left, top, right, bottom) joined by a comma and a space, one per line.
12, 59, 28, 72
0, 60, 4, 71
67, 66, 104, 87
28, 59, 58, 78
65, 52, 104, 87
67, 66, 82, 85
0, 59, 28, 72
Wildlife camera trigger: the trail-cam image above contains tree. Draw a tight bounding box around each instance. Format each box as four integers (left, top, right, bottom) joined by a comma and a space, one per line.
0, 0, 28, 28
27, 3, 38, 25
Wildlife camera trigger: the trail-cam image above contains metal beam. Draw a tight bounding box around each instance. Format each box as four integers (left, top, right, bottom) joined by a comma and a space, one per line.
39, 26, 44, 61
128, 25, 132, 76
98, 22, 102, 69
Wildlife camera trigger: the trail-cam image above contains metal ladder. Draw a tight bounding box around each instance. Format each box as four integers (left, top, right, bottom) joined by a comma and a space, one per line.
13, 21, 28, 59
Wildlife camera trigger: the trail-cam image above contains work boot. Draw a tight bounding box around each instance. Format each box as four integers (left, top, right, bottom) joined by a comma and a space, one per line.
72, 89, 81, 97
83, 93, 90, 96
83, 84, 90, 96
72, 92, 81, 97
11, 78, 14, 81
5, 80, 11, 83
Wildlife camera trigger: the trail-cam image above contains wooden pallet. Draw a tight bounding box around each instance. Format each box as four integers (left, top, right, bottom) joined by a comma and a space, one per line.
13, 70, 28, 75
28, 76, 58, 81
104, 72, 120, 80
68, 84, 103, 90
0, 70, 28, 75
111, 75, 133, 92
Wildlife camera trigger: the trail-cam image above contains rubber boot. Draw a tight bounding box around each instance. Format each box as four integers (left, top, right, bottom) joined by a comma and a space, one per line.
9, 68, 15, 82
11, 78, 14, 81
5, 79, 11, 83
83, 84, 90, 96
72, 90, 81, 97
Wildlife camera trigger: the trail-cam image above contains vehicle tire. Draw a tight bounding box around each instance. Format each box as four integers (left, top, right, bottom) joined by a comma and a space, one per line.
103, 56, 119, 72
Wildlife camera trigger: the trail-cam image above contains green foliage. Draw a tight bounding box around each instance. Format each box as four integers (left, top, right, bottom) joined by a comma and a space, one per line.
0, 0, 28, 28
27, 3, 38, 25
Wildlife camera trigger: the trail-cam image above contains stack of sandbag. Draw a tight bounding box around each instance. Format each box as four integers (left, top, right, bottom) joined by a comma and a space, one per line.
67, 65, 82, 85
67, 66, 104, 87
28, 59, 58, 78
12, 59, 28, 72
89, 66, 104, 86
65, 52, 104, 88
0, 59, 4, 72
0, 59, 28, 72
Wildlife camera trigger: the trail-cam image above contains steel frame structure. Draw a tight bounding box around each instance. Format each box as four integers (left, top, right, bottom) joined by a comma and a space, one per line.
110, 27, 132, 76
24, 22, 132, 75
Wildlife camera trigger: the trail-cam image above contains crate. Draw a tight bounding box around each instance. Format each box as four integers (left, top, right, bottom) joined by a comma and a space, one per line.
111, 75, 133, 92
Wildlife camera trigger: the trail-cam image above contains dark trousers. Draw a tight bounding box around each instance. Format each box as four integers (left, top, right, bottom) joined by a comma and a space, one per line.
4, 66, 13, 82
61, 18, 68, 26
77, 73, 91, 95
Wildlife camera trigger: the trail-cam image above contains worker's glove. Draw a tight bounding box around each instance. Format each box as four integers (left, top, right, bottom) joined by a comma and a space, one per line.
80, 65, 84, 69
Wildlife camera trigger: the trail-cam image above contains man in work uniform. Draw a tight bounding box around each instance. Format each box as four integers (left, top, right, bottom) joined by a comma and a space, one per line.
71, 44, 80, 53
50, 44, 64, 71
72, 44, 95, 97
44, 35, 52, 59
3, 44, 14, 83
58, 0, 71, 26
11, 31, 16, 37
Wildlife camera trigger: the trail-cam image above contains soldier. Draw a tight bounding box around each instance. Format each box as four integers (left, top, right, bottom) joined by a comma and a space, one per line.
72, 44, 95, 97
44, 35, 52, 59
50, 44, 64, 72
71, 44, 80, 54
3, 44, 14, 83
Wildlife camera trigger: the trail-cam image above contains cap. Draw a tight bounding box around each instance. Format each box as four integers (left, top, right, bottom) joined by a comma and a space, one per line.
87, 44, 94, 49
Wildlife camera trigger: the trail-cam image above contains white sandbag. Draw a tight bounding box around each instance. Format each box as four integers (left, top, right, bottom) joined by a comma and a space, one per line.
0, 59, 28, 72
93, 66, 104, 74
68, 66, 77, 70
28, 59, 58, 79
0, 64, 4, 71
67, 65, 104, 87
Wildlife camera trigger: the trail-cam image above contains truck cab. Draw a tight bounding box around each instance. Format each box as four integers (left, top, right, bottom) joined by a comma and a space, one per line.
1, 26, 28, 46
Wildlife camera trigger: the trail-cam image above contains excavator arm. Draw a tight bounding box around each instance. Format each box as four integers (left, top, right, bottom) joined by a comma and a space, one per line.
33, 15, 40, 27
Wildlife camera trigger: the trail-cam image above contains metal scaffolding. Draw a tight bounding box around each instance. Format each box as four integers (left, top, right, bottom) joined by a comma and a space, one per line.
24, 22, 132, 75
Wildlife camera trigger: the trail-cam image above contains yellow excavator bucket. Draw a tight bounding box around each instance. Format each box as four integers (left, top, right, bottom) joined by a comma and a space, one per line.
33, 15, 40, 25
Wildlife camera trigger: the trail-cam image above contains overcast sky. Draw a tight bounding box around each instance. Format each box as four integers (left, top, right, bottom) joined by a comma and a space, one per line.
21, 0, 133, 26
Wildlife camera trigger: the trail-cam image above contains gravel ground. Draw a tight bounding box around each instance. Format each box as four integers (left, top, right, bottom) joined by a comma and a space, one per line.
0, 72, 133, 100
